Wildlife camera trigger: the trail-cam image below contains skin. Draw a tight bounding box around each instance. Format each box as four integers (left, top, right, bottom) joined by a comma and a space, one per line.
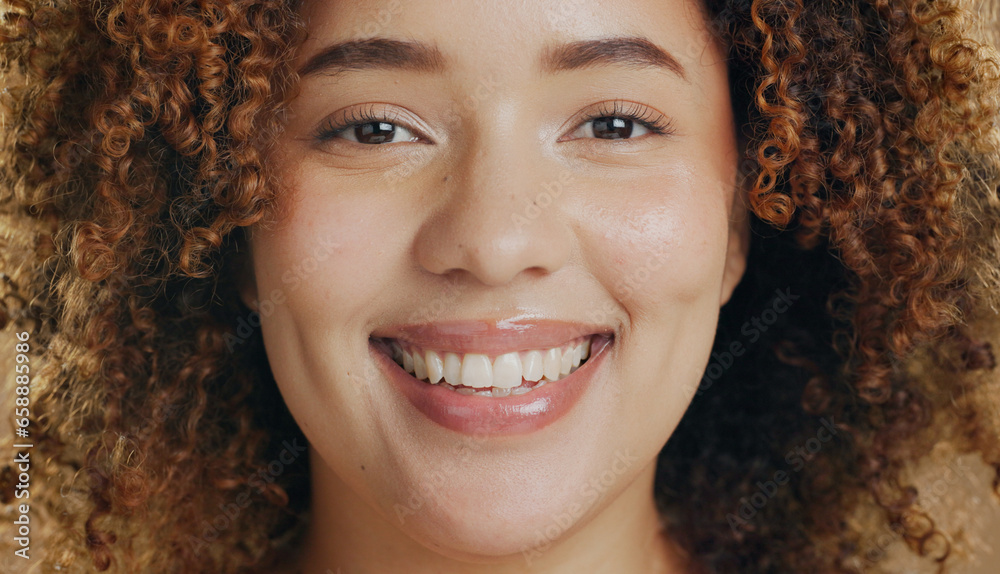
238, 0, 749, 572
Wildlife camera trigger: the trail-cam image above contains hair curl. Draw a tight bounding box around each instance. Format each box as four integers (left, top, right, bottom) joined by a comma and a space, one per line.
1, 0, 999, 572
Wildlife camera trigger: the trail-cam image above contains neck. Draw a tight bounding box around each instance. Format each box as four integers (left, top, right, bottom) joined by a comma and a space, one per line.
293, 446, 691, 574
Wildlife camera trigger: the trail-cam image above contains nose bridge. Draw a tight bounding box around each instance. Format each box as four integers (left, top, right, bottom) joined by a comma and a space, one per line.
412, 122, 573, 287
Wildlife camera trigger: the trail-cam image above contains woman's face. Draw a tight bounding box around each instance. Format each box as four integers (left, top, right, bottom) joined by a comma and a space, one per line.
241, 0, 746, 562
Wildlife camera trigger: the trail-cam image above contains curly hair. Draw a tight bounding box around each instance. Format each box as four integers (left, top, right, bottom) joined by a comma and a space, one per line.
1, 0, 999, 573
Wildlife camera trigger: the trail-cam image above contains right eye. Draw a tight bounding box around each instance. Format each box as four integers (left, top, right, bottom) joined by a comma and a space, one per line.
568, 116, 654, 140
323, 121, 422, 145
313, 104, 431, 147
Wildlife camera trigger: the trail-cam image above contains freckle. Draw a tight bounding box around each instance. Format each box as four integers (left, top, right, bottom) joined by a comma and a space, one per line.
361, 465, 366, 471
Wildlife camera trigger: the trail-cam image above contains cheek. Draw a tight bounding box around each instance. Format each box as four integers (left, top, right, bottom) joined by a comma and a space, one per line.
247, 171, 417, 442
251, 172, 410, 328
575, 168, 734, 438
579, 168, 733, 315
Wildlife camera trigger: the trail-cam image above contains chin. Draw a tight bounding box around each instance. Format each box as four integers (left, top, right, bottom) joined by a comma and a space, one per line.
391, 494, 591, 562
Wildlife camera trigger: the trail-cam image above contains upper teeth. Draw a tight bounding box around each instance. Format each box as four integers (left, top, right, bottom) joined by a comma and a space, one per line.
388, 336, 593, 389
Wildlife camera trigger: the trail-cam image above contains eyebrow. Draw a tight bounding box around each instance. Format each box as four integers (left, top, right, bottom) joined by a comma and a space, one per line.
540, 37, 688, 81
298, 38, 446, 76
298, 36, 687, 82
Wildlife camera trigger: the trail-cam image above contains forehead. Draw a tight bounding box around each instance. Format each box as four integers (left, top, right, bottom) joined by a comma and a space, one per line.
293, 0, 721, 84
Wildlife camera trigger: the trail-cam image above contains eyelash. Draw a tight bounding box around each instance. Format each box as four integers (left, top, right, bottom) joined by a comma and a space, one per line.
314, 104, 404, 142
575, 100, 676, 138
312, 100, 676, 143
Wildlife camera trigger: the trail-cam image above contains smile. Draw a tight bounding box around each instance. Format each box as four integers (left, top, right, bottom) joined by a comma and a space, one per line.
369, 319, 615, 435
374, 333, 603, 396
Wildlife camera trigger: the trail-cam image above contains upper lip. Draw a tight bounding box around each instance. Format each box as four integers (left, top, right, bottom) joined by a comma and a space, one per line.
370, 318, 615, 355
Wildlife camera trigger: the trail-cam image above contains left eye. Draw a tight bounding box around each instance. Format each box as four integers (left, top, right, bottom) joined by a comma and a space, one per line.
336, 121, 420, 145
569, 116, 652, 140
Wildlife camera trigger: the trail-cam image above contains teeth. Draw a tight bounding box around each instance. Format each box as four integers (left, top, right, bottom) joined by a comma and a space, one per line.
522, 350, 543, 382
559, 347, 572, 376
385, 335, 603, 396
413, 352, 427, 380
425, 350, 444, 384
492, 352, 523, 389
543, 347, 561, 381
443, 352, 463, 385
460, 353, 493, 389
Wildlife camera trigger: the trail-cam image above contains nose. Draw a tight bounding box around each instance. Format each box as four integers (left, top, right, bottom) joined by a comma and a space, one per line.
412, 130, 574, 287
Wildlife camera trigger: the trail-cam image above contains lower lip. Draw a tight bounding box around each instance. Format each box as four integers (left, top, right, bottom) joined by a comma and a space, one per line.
370, 335, 613, 436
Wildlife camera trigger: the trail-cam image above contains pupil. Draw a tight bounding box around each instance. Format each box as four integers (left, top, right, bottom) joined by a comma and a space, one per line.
355, 121, 395, 144
592, 117, 633, 139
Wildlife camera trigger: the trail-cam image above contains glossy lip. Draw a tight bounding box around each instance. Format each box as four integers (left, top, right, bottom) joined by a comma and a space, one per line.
370, 318, 615, 356
368, 320, 615, 436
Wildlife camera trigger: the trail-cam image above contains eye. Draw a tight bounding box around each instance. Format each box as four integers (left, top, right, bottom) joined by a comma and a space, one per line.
335, 121, 421, 145
561, 100, 676, 142
312, 105, 428, 146
569, 116, 652, 140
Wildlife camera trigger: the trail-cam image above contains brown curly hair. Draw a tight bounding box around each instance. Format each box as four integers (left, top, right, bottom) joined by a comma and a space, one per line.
1, 0, 999, 572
